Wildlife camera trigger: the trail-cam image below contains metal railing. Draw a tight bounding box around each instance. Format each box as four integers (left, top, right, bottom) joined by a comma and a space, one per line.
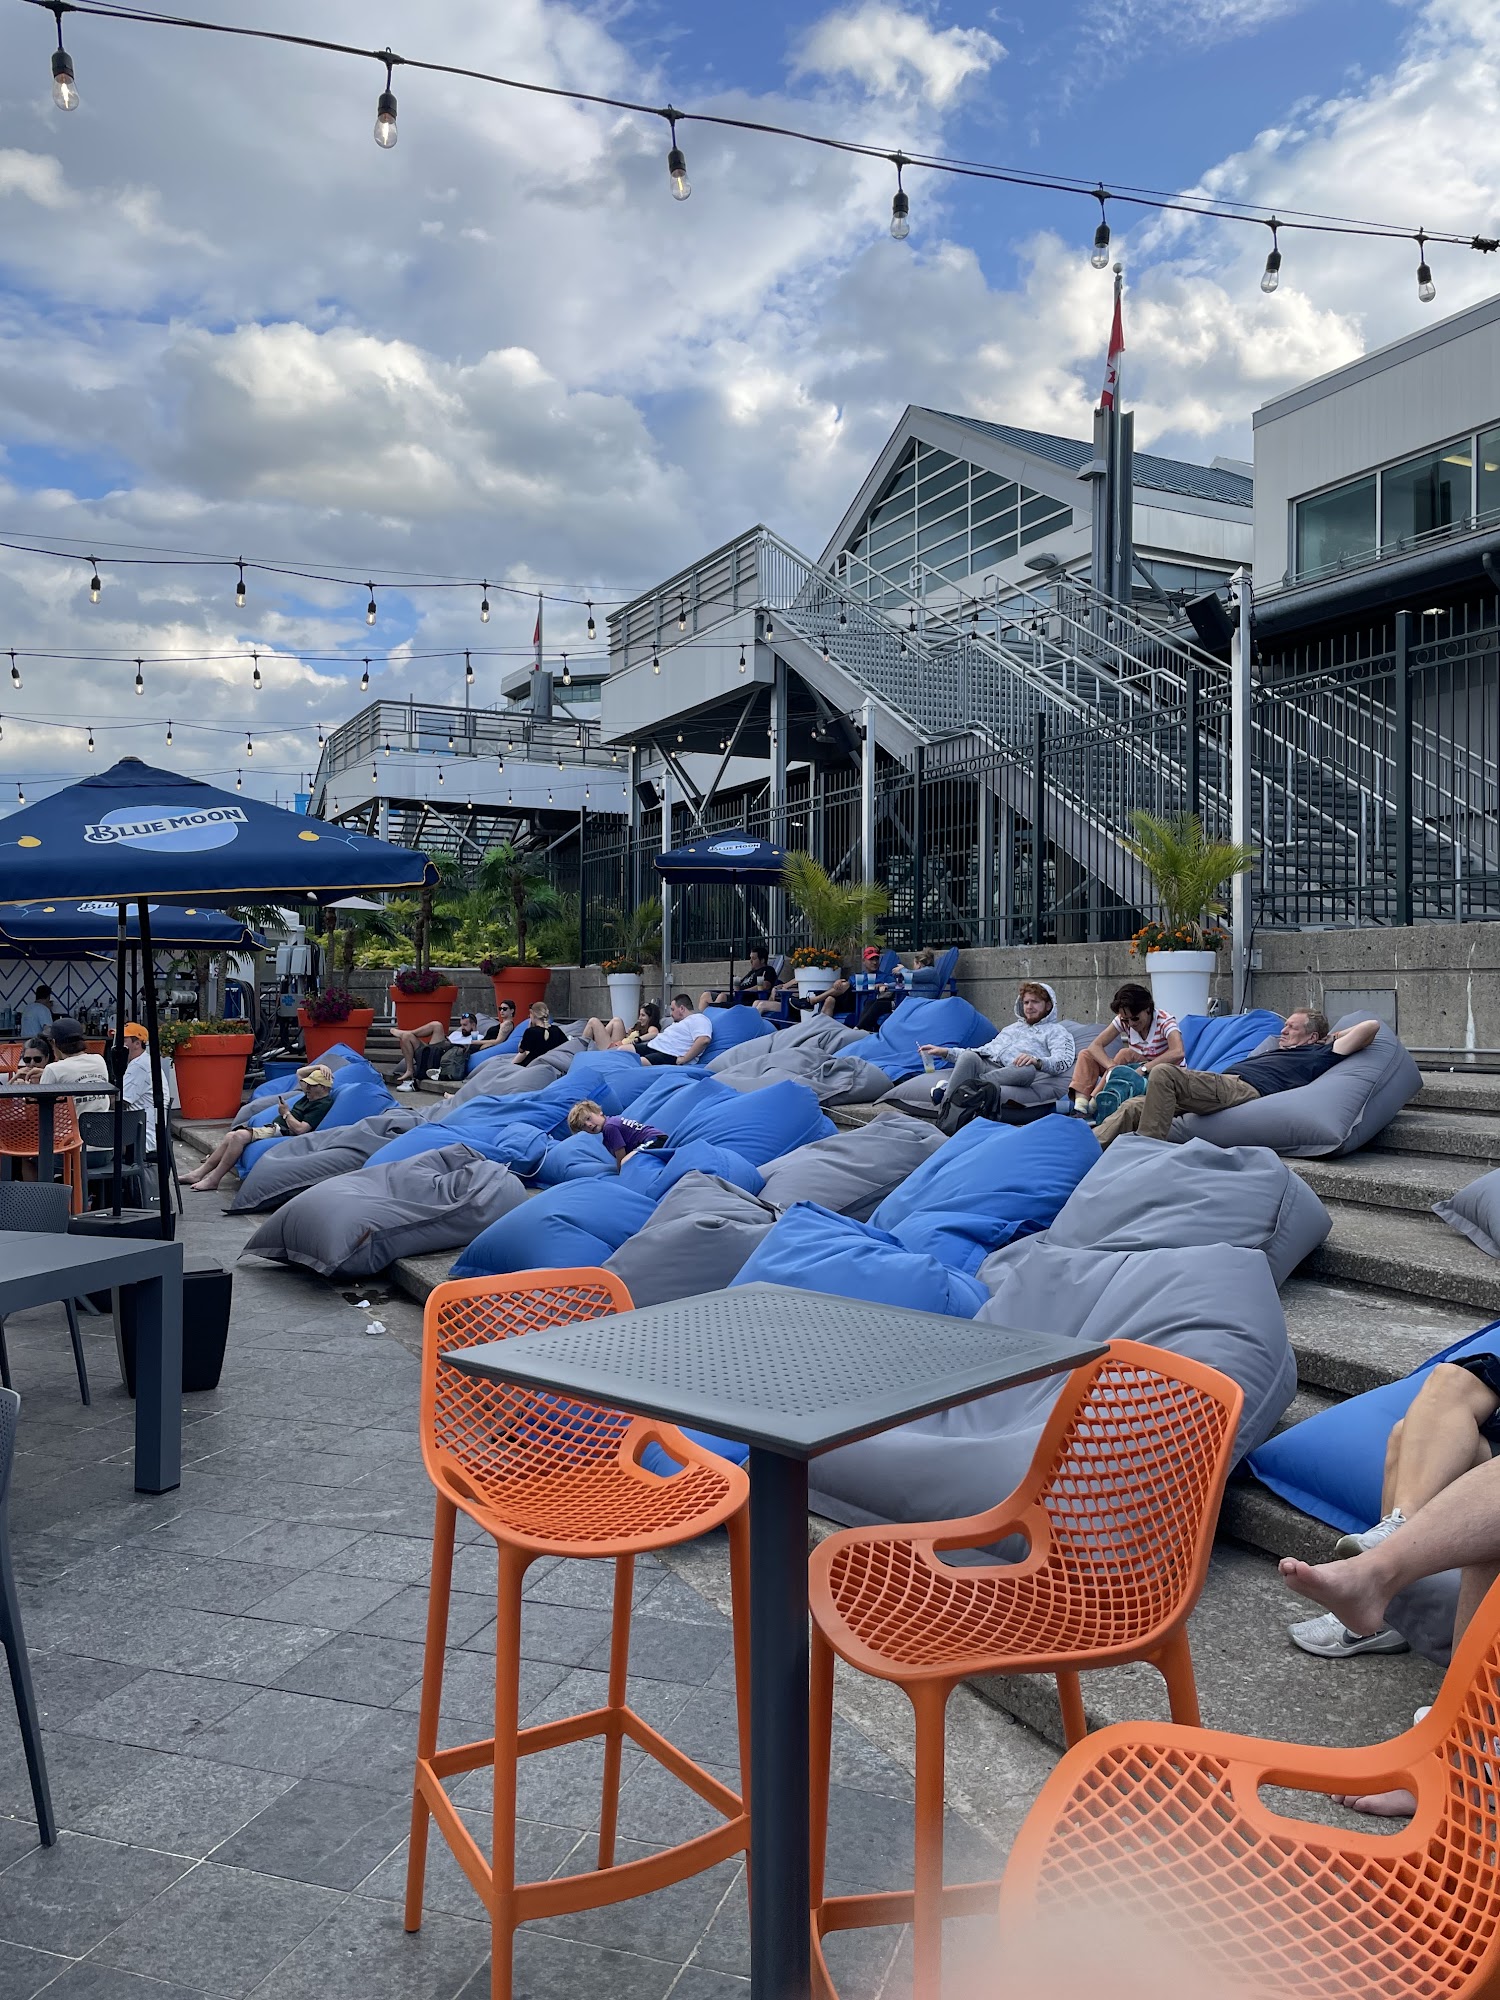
313, 699, 618, 794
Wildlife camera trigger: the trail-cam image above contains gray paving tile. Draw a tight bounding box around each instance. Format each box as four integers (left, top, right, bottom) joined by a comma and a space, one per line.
28, 1964, 213, 2000
355, 1806, 579, 1920
273, 1633, 428, 1709
212, 1779, 409, 1891
513, 1603, 618, 1671
86, 1861, 344, 1999
521, 1559, 662, 1615
0, 1819, 41, 1871
462, 1930, 681, 2000
0, 1832, 192, 1956
46, 1546, 294, 1617
226, 1522, 366, 1571
73, 1757, 296, 1858
242, 1572, 405, 1633
141, 1513, 277, 1559
186, 1690, 388, 1779
608, 1756, 741, 1848
0, 1732, 164, 1828
243, 1894, 488, 2000
305, 1708, 424, 1800
66, 1673, 258, 1756
585, 1614, 733, 1688
393, 1651, 569, 1731
536, 1842, 741, 1965
317, 1535, 436, 1586
0, 1939, 69, 2000
350, 1588, 494, 1650
26, 1655, 166, 1733
668, 1969, 750, 2000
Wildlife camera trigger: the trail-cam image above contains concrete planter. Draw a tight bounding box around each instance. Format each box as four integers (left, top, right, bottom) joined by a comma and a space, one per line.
606, 972, 643, 1023
390, 984, 458, 1033
173, 1033, 254, 1122
298, 1008, 373, 1059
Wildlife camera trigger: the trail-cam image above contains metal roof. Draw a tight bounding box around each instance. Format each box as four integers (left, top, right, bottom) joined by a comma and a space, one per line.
923, 412, 1254, 508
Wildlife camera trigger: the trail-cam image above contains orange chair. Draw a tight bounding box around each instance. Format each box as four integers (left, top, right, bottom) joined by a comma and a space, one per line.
0, 1097, 84, 1215
999, 1572, 1500, 1998
406, 1271, 752, 2000
807, 1340, 1244, 1998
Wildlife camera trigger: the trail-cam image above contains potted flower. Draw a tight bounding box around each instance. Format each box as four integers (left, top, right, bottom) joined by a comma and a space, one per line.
474, 843, 558, 1014
598, 898, 662, 1020
160, 1016, 255, 1122
790, 945, 842, 999
601, 955, 644, 1023
297, 986, 375, 1061
389, 966, 459, 1034
1126, 811, 1257, 1021
781, 853, 888, 999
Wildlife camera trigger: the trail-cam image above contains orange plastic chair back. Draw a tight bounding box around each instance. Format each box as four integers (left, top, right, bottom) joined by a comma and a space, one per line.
421, 1270, 745, 1554
0, 1097, 82, 1158
0, 1044, 23, 1079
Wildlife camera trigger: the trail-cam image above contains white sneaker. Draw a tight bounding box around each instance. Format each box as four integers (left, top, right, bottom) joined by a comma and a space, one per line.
396, 1079, 415, 1091
1333, 1509, 1405, 1559
1289, 1611, 1409, 1658
930, 1084, 945, 1108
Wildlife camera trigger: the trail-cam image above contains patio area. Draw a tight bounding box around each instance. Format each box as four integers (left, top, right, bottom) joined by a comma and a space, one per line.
0, 1174, 1057, 2000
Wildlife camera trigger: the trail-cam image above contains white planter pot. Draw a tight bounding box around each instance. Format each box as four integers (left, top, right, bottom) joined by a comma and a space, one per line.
606, 972, 643, 1023
1147, 950, 1217, 1023
794, 967, 838, 999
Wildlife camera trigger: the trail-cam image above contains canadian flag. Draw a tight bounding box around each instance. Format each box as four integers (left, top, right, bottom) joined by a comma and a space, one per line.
532, 594, 542, 672
1100, 284, 1125, 411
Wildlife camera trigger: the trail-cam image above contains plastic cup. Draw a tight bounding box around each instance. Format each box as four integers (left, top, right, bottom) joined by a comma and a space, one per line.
920, 1048, 935, 1073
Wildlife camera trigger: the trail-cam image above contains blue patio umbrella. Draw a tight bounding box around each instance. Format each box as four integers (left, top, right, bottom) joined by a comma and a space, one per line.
654, 830, 786, 993
0, 903, 263, 953
0, 758, 437, 1234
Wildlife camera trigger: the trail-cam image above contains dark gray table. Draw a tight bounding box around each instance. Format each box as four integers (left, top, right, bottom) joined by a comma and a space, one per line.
0, 1080, 117, 1186
0, 1232, 183, 1493
449, 1281, 1103, 2000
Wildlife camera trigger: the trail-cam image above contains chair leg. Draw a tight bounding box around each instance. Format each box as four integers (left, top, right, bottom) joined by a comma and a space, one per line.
405, 1493, 458, 1933
489, 1544, 528, 2000
0, 1318, 9, 1392
1055, 1668, 1089, 1748
64, 1301, 90, 1407
597, 1554, 634, 1871
0, 1534, 56, 1845
910, 1682, 950, 2000
726, 1508, 751, 1824
809, 1624, 835, 1914
1156, 1629, 1202, 1729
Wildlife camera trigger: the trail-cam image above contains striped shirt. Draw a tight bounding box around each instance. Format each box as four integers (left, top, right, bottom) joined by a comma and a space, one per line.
1115, 1006, 1180, 1061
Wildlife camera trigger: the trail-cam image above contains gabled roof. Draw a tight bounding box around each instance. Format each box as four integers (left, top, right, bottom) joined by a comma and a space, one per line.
923, 411, 1254, 508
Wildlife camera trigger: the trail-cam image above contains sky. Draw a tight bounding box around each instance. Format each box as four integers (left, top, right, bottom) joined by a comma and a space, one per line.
0, 0, 1497, 810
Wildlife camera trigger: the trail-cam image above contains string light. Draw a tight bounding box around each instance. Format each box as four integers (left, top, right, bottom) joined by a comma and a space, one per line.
465, 648, 474, 685
371, 761, 378, 783
437, 765, 444, 784
316, 721, 324, 745
235, 558, 246, 608
889, 154, 910, 241
547, 787, 553, 803
235, 769, 242, 790
447, 727, 455, 751
1090, 188, 1111, 269
360, 660, 370, 691
677, 595, 687, 631
764, 613, 774, 641
48, 3, 77, 110
8, 654, 19, 690
480, 582, 490, 623
666, 112, 690, 201
88, 559, 101, 602
0, 718, 5, 743
251, 652, 261, 691
652, 648, 660, 674
1416, 229, 1436, 302
383, 736, 390, 755
1261, 218, 1282, 294
16, 784, 23, 805
365, 583, 377, 625
586, 601, 595, 641
738, 644, 747, 672
133, 659, 144, 695
561, 652, 571, 685
86, 725, 94, 752
245, 729, 253, 756
165, 719, 173, 745
373, 52, 398, 148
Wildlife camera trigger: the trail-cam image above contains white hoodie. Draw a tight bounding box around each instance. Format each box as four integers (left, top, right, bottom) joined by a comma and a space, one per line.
969, 983, 1075, 1075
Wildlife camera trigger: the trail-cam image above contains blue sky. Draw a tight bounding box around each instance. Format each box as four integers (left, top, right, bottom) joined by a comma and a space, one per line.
0, 0, 1494, 803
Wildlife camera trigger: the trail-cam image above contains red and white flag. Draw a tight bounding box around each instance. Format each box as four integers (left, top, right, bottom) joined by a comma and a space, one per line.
1100, 279, 1125, 411
532, 593, 542, 672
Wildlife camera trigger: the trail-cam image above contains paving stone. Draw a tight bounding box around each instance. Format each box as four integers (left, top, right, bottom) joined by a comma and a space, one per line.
535, 1842, 742, 1965
0, 1940, 70, 2000
19, 1965, 211, 2000
26, 1653, 143, 1732
0, 1832, 192, 1956
73, 1758, 296, 1859
392, 1651, 569, 1731
584, 1613, 733, 1688
242, 1894, 489, 2000
272, 1633, 428, 1709
66, 1673, 259, 1757
318, 1534, 437, 1586
212, 1779, 410, 1891
225, 1522, 367, 1572
186, 1689, 390, 1779
460, 1930, 680, 2000
355, 1805, 579, 1920
85, 1860, 344, 1998
241, 1571, 405, 1633
0, 1732, 173, 1828
350, 1587, 494, 1650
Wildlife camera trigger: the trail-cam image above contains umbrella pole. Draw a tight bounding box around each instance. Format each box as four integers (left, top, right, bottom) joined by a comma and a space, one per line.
110, 903, 128, 1217
136, 901, 175, 1240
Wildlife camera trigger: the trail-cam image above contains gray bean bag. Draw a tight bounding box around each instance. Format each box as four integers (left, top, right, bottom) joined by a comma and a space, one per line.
228, 1107, 423, 1213
603, 1173, 777, 1306
714, 1044, 891, 1106
810, 1242, 1295, 1530
1174, 1018, 1421, 1157
444, 1045, 573, 1108
1046, 1134, 1330, 1285
757, 1117, 947, 1223
241, 1143, 529, 1279
707, 1013, 869, 1073
1434, 1167, 1500, 1257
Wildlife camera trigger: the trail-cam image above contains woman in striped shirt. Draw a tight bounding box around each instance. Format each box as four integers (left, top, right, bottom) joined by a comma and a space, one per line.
1069, 980, 1185, 1111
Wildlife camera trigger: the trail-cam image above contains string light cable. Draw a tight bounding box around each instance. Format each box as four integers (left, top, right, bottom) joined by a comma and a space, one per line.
21, 0, 1500, 284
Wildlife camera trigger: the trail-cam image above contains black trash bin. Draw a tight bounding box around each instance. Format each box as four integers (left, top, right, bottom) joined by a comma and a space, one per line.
116, 1256, 232, 1396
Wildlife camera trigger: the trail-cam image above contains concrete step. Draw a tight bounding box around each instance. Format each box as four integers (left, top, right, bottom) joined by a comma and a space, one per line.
1415, 1070, 1500, 1114
1279, 1273, 1483, 1395
1292, 1151, 1474, 1214
1371, 1107, 1500, 1163
1306, 1201, 1500, 1316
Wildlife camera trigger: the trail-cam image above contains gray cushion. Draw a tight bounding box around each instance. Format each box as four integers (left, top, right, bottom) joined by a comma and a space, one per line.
445, 1046, 573, 1108
603, 1173, 777, 1306
715, 1044, 891, 1106
1174, 1018, 1421, 1157
810, 1241, 1295, 1530
241, 1143, 528, 1278
757, 1117, 948, 1223
707, 1014, 868, 1072
1434, 1167, 1500, 1257
876, 1073, 943, 1118
228, 1107, 422, 1213
1046, 1134, 1331, 1285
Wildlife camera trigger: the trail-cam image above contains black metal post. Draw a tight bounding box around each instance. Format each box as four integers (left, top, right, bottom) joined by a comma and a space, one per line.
577, 805, 588, 966
1393, 610, 1413, 927
1031, 710, 1047, 945
1184, 668, 1202, 822
910, 745, 925, 952
136, 902, 175, 1239
110, 902, 128, 1215
747, 1447, 812, 2000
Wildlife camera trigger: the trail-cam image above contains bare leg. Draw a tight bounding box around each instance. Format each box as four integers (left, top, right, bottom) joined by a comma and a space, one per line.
1387, 1366, 1500, 1518
581, 1017, 611, 1051
192, 1127, 254, 1192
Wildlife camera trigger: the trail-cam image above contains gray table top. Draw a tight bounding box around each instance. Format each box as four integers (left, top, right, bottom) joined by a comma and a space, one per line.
0, 1229, 181, 1297
0, 1081, 117, 1099
447, 1282, 1102, 1458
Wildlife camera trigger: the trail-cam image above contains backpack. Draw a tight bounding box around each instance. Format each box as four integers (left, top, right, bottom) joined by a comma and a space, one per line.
437, 1043, 471, 1082
935, 1077, 1006, 1136
1089, 1064, 1149, 1124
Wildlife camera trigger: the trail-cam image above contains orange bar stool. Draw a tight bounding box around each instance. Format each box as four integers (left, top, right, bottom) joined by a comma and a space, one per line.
807, 1340, 1243, 1999
406, 1270, 752, 2000
999, 1571, 1500, 1997
0, 1098, 84, 1215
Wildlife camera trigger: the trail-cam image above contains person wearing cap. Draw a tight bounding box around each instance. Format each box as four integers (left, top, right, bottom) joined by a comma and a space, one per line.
119, 1022, 177, 1145
38, 1017, 111, 1115
184, 1063, 336, 1191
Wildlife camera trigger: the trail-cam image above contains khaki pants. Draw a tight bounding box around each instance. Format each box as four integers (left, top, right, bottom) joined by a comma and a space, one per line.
1094, 1066, 1259, 1147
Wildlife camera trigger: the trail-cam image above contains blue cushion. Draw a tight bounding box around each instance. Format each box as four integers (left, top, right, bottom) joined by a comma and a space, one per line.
703, 1007, 774, 1060
625, 1069, 731, 1128
447, 1071, 622, 1139
656, 1077, 833, 1165
529, 1131, 617, 1185
1179, 1009, 1283, 1071
619, 1142, 765, 1199
465, 1023, 527, 1072
1247, 1319, 1500, 1533
451, 1184, 658, 1279
871, 1116, 1100, 1274
639, 1426, 751, 1479
730, 1203, 988, 1318
862, 997, 998, 1081
365, 1120, 551, 1174
564, 1051, 661, 1111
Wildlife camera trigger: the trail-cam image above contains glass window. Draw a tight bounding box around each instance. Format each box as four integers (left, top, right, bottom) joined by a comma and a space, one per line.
971, 533, 1018, 570
1020, 494, 1067, 532
1381, 440, 1472, 550
917, 461, 967, 509
1020, 509, 1072, 549
1294, 477, 1375, 577
1478, 426, 1500, 520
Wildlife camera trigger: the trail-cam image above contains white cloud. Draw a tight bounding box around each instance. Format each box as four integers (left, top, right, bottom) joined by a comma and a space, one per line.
791, 3, 1004, 106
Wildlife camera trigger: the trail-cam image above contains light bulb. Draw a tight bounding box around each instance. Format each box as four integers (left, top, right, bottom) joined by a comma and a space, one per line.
361, 661, 370, 691
317, 723, 324, 745
89, 566, 101, 602
9, 656, 19, 690
437, 766, 443, 785
678, 596, 687, 631
480, 587, 490, 623
652, 649, 660, 674
236, 770, 243, 791
465, 650, 474, 685
908, 607, 916, 632
246, 732, 253, 756
667, 145, 690, 201
890, 189, 910, 241
1091, 222, 1111, 270
1261, 249, 1282, 294
87, 727, 94, 752
586, 602, 595, 641
562, 654, 571, 685
235, 562, 246, 608
252, 654, 261, 691
383, 738, 390, 755
134, 662, 143, 696
1418, 261, 1436, 303
366, 587, 377, 625
447, 730, 455, 752
165, 720, 173, 746
739, 644, 747, 672
16, 785, 23, 805
51, 47, 78, 112
547, 788, 553, 804
374, 87, 398, 149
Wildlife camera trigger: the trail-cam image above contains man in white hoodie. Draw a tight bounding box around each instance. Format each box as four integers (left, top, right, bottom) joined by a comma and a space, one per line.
921, 981, 1075, 1115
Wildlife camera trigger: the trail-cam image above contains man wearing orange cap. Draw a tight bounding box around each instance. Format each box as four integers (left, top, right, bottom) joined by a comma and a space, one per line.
120, 1022, 177, 1151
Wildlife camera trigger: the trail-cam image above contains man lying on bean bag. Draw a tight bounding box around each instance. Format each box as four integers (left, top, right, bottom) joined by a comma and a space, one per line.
1093, 1006, 1380, 1148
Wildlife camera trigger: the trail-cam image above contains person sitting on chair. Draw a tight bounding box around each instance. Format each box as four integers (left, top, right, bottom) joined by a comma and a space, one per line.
702, 948, 777, 1011
922, 982, 1074, 1118
396, 1012, 484, 1090
120, 1022, 176, 1149
184, 1064, 335, 1191
477, 1000, 516, 1044
513, 1002, 569, 1067
1069, 983, 1184, 1114
16, 1035, 55, 1083
38, 1017, 111, 1115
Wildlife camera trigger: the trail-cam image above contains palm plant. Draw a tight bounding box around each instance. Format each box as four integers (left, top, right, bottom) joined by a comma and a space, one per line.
600, 896, 663, 971
1125, 811, 1258, 951
780, 852, 888, 965
476, 842, 558, 966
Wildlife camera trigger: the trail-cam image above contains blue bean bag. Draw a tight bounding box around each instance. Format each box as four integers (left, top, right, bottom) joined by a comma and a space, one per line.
1247, 1319, 1500, 1533
656, 1077, 833, 1164
465, 1023, 527, 1072
870, 1116, 1100, 1275
703, 1006, 774, 1060
451, 1183, 658, 1279
1179, 1009, 1283, 1070
363, 1118, 551, 1175
622, 1069, 731, 1127
564, 1051, 661, 1110
447, 1069, 622, 1138
619, 1142, 765, 1199
529, 1131, 617, 1185
730, 1203, 988, 1318
861, 997, 998, 1082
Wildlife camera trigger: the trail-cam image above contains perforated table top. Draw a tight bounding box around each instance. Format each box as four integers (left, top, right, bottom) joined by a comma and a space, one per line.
447, 1282, 1102, 1458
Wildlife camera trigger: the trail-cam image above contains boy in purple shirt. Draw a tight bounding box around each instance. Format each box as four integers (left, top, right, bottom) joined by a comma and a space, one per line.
567, 1099, 666, 1163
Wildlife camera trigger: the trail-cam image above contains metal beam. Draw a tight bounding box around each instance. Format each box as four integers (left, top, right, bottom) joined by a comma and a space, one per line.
1230, 569, 1253, 1011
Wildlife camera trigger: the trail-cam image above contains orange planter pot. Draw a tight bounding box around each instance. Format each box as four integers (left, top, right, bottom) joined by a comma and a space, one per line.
174, 1033, 255, 1122
298, 1008, 374, 1060
390, 984, 459, 1034
487, 966, 552, 1015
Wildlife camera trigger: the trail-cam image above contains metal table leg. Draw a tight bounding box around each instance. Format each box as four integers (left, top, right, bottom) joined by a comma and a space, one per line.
35, 1096, 54, 1190
130, 1271, 182, 1494
747, 1447, 812, 2000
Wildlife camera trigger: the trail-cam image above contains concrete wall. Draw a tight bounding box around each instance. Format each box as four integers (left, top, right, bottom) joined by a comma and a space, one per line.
347, 962, 737, 1026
